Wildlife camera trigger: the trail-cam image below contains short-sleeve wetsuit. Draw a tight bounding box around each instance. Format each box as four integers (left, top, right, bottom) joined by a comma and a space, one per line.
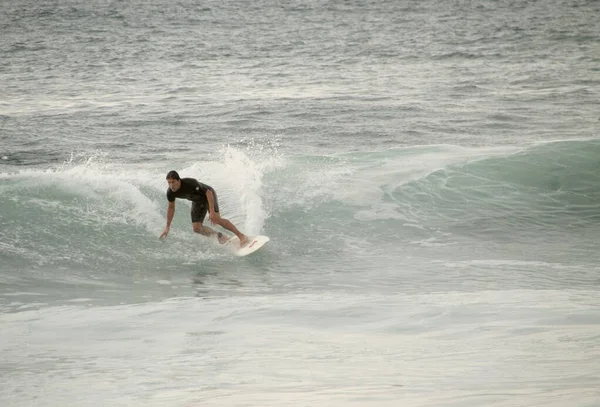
166, 178, 220, 223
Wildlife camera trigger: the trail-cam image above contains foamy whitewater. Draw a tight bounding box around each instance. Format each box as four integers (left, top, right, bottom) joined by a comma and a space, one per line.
1, 0, 599, 406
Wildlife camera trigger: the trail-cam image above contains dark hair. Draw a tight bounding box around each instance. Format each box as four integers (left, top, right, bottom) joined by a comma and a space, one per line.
166, 170, 180, 180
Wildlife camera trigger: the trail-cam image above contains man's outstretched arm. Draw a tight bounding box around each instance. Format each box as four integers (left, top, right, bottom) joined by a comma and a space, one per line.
160, 201, 176, 239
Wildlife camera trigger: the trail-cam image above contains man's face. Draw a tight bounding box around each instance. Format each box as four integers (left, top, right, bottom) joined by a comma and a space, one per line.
167, 178, 181, 192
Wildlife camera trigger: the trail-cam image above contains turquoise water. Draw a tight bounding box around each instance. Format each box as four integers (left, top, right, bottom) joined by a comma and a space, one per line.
1, 1, 600, 406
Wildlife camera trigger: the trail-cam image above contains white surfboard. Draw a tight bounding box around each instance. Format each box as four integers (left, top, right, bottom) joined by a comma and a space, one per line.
226, 235, 270, 257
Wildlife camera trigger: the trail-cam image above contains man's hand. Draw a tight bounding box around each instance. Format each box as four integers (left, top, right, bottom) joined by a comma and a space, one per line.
160, 226, 170, 240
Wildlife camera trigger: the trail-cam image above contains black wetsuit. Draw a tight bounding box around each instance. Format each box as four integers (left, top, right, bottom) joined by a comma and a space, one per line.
166, 178, 220, 223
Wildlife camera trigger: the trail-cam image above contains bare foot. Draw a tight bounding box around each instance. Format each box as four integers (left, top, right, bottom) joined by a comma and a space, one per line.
239, 236, 249, 247
217, 232, 229, 244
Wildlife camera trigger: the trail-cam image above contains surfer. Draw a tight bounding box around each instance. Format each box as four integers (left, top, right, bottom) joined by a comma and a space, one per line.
159, 170, 249, 247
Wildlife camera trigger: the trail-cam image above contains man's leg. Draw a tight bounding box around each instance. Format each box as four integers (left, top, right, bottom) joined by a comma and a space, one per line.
191, 202, 228, 244
209, 190, 248, 246
192, 222, 228, 244
212, 214, 248, 246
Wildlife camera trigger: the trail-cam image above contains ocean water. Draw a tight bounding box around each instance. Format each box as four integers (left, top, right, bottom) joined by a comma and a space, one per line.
1, 0, 600, 406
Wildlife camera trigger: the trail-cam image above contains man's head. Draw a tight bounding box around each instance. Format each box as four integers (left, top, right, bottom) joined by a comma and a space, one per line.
166, 170, 182, 192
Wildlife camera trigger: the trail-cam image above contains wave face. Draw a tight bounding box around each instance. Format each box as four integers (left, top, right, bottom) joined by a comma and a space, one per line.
2, 139, 600, 276
264, 138, 600, 265
381, 139, 600, 239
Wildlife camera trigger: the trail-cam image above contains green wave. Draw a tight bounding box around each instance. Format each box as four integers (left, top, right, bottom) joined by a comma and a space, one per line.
2, 139, 599, 270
